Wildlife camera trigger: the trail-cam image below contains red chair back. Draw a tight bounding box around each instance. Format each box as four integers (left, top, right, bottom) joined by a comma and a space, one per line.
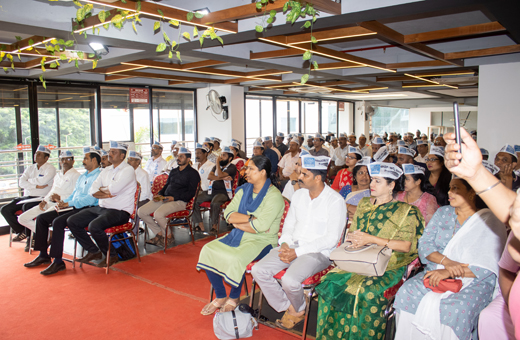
130, 183, 141, 220
151, 173, 168, 196
279, 198, 290, 235
185, 182, 201, 211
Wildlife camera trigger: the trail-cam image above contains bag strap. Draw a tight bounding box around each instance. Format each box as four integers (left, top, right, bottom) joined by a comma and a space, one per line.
231, 310, 239, 339
388, 204, 412, 241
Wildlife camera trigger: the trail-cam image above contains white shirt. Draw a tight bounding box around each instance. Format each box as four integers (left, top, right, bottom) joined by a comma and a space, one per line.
19, 162, 57, 197
387, 142, 398, 154
415, 154, 428, 164
331, 146, 349, 166
163, 158, 178, 173
135, 167, 151, 202
278, 185, 346, 258
278, 152, 300, 177
89, 161, 137, 214
192, 160, 215, 191
208, 153, 217, 165
43, 168, 80, 203
282, 181, 296, 201
359, 145, 371, 157
144, 156, 167, 181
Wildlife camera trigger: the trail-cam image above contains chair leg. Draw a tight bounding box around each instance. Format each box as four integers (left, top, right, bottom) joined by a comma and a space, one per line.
188, 220, 195, 245
28, 231, 34, 255
106, 234, 112, 274
9, 227, 12, 247
243, 273, 249, 297
249, 279, 256, 308
209, 285, 214, 302
72, 235, 76, 269
130, 230, 141, 263
256, 289, 264, 325
301, 287, 315, 340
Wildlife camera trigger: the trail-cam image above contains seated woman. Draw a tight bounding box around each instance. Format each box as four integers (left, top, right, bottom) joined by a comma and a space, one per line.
331, 146, 362, 192
316, 162, 424, 340
342, 157, 372, 221
425, 146, 452, 206
394, 177, 508, 340
397, 164, 439, 225
196, 155, 285, 314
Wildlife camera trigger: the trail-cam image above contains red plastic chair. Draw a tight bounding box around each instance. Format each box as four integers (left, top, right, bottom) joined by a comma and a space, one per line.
162, 182, 201, 252
74, 183, 142, 274
199, 171, 239, 237
151, 173, 168, 196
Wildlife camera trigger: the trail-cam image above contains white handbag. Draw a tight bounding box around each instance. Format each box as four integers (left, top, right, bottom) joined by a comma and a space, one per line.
330, 241, 392, 276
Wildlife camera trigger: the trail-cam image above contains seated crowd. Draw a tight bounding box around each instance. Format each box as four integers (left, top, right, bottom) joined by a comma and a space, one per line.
2, 130, 520, 339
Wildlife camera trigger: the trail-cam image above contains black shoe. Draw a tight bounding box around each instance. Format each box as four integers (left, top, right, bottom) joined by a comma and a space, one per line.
77, 251, 103, 263
96, 255, 119, 268
40, 261, 66, 276
12, 233, 28, 242
24, 255, 52, 268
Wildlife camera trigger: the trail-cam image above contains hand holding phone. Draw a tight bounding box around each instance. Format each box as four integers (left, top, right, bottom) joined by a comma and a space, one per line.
453, 102, 462, 154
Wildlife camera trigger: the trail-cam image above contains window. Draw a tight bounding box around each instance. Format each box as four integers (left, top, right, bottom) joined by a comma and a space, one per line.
101, 86, 132, 142
371, 106, 410, 135
321, 101, 337, 135
276, 99, 299, 134
245, 96, 273, 156
301, 100, 319, 136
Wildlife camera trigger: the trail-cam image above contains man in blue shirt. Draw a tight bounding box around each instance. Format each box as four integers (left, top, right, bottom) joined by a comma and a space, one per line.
24, 147, 102, 276
261, 138, 279, 173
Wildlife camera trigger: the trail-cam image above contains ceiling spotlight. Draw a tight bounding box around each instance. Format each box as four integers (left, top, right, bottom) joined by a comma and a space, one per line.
88, 42, 109, 56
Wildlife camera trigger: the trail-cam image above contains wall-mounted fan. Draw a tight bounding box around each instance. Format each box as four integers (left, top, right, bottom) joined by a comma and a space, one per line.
206, 89, 228, 121
357, 100, 376, 120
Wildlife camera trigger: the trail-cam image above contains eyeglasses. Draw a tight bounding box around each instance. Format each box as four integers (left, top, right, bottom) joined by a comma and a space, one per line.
346, 156, 358, 160
424, 158, 439, 162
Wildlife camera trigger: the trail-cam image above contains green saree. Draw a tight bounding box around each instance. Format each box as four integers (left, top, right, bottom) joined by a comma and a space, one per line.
315, 198, 424, 340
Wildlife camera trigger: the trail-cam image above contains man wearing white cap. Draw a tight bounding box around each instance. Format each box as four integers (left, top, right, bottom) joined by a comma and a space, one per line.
204, 137, 218, 164
211, 137, 222, 157
67, 141, 137, 268
358, 134, 370, 157
127, 151, 152, 206
24, 147, 102, 275
193, 143, 216, 192
397, 146, 428, 173
348, 132, 358, 147
259, 138, 279, 173
480, 148, 489, 161
330, 133, 349, 176
252, 154, 346, 329
371, 137, 385, 156
99, 149, 111, 168
275, 132, 288, 156
387, 132, 398, 154
310, 133, 329, 157
415, 140, 429, 164
329, 136, 338, 151
494, 144, 520, 191
18, 150, 80, 250
164, 140, 179, 172
1, 145, 56, 244
434, 134, 446, 147
303, 135, 313, 151
144, 141, 167, 183
138, 147, 200, 248
278, 138, 300, 186
264, 136, 281, 160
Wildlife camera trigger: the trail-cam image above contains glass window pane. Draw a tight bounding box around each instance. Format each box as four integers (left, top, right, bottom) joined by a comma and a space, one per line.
276, 99, 300, 135
133, 105, 150, 154
101, 87, 131, 142
322, 101, 337, 134
261, 99, 273, 138
302, 101, 319, 135
371, 107, 410, 136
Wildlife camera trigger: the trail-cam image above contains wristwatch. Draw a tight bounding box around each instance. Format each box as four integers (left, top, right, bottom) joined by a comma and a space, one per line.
248, 214, 254, 222
291, 180, 297, 185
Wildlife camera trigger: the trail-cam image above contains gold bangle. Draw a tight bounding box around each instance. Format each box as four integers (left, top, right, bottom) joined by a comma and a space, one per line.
384, 239, 390, 248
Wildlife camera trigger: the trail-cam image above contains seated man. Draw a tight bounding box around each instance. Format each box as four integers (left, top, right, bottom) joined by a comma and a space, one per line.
251, 154, 346, 329
264, 136, 281, 160
138, 147, 200, 248
303, 135, 313, 151
144, 141, 167, 183
18, 150, 80, 251
275, 132, 288, 156
191, 143, 215, 231
127, 151, 151, 207
396, 146, 427, 171
192, 146, 237, 234
329, 133, 349, 177
262, 138, 279, 173
163, 140, 179, 172
309, 133, 329, 157
278, 137, 300, 188
99, 149, 111, 168
67, 141, 137, 267
495, 144, 520, 190
23, 147, 102, 275
203, 137, 218, 164
358, 134, 371, 157
415, 140, 429, 163
1, 145, 56, 244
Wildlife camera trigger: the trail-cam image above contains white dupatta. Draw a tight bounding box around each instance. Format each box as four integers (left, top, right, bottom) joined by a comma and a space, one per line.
412, 208, 507, 339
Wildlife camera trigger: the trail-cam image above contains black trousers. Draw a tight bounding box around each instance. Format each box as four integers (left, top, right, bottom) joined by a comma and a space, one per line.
33, 207, 87, 259
67, 207, 130, 255
0, 196, 39, 235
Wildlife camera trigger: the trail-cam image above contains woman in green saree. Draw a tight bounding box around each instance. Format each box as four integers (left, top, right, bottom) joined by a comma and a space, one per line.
316, 162, 424, 340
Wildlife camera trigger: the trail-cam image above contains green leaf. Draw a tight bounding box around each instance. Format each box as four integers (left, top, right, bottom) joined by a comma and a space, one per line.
311, 36, 317, 43
193, 26, 198, 37
194, 12, 204, 19
112, 14, 123, 25
217, 36, 224, 45
300, 73, 309, 84
302, 50, 312, 60
169, 19, 179, 27
176, 51, 181, 62
157, 9, 163, 18
76, 7, 85, 22
163, 31, 171, 42
72, 0, 82, 7
41, 65, 46, 72
267, 17, 273, 24
199, 36, 204, 47
64, 40, 75, 47
283, 2, 288, 12
156, 43, 167, 52
58, 39, 65, 45
187, 12, 194, 22
210, 31, 217, 40
168, 50, 172, 59
121, 0, 127, 3
46, 45, 55, 53
92, 59, 98, 69
136, 0, 141, 12
88, 53, 96, 58
77, 51, 84, 59
255, 25, 263, 33
54, 45, 60, 52
302, 21, 311, 29
270, 10, 277, 17
312, 60, 319, 70
75, 59, 79, 68
171, 41, 177, 48
98, 10, 106, 23
15, 36, 22, 41
132, 20, 137, 33
313, 15, 317, 23
153, 21, 161, 31
42, 81, 47, 89
50, 62, 57, 68
256, 2, 263, 9
55, 60, 60, 67
60, 54, 67, 60
28, 39, 34, 47
11, 62, 14, 70
182, 32, 191, 40
3, 67, 7, 72
261, 0, 268, 4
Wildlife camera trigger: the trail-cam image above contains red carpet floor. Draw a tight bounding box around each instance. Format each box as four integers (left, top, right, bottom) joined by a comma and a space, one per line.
0, 235, 296, 340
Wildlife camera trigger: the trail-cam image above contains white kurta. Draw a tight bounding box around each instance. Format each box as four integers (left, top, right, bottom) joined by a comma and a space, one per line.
278, 152, 299, 177
144, 156, 167, 181
18, 162, 57, 197
135, 167, 151, 202
359, 145, 371, 157
89, 162, 137, 214
415, 154, 428, 163
193, 160, 215, 191
331, 146, 349, 166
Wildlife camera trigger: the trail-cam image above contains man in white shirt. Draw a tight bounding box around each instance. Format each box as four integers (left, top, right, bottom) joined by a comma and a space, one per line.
302, 135, 313, 151
348, 132, 358, 147
278, 138, 300, 187
163, 140, 178, 173
252, 154, 346, 329
144, 141, 167, 183
67, 141, 137, 268
211, 137, 222, 158
18, 150, 80, 244
415, 140, 429, 164
329, 132, 349, 177
1, 145, 56, 243
387, 132, 398, 154
127, 151, 151, 206
191, 143, 216, 231
99, 149, 111, 169
204, 137, 218, 164
358, 134, 371, 157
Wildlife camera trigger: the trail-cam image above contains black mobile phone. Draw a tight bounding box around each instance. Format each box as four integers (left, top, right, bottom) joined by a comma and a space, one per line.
453, 102, 462, 153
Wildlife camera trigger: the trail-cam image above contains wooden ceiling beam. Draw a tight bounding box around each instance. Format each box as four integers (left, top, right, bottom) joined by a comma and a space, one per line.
308, 80, 357, 86
250, 49, 303, 60
285, 26, 376, 45
385, 60, 451, 69
445, 44, 520, 59
312, 61, 364, 70
105, 74, 135, 81
358, 21, 463, 67
107, 70, 227, 83
181, 60, 229, 69
105, 64, 147, 74
377, 76, 413, 82
404, 22, 506, 44
4, 36, 54, 53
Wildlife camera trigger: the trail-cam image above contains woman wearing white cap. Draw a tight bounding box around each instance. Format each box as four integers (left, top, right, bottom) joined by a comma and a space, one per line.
331, 146, 362, 192
397, 164, 439, 225
316, 162, 424, 340
425, 146, 452, 206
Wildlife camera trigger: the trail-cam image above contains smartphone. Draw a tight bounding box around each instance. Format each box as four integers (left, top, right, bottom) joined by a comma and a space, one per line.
453, 101, 462, 154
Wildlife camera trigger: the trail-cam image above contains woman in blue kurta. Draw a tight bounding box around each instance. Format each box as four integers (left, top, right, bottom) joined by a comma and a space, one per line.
394, 177, 507, 340
197, 155, 285, 315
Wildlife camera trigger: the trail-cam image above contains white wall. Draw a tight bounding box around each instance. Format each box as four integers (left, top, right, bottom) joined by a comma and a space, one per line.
408, 108, 432, 135
338, 102, 354, 134
478, 62, 520, 157
354, 102, 370, 136
197, 85, 245, 146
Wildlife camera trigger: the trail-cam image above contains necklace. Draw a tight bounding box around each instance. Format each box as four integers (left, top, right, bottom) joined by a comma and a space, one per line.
374, 196, 394, 205
405, 191, 424, 204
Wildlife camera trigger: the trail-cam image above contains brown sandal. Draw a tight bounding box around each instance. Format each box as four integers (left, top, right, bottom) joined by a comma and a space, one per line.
145, 235, 162, 245
201, 299, 225, 316
220, 298, 238, 312
275, 311, 305, 330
